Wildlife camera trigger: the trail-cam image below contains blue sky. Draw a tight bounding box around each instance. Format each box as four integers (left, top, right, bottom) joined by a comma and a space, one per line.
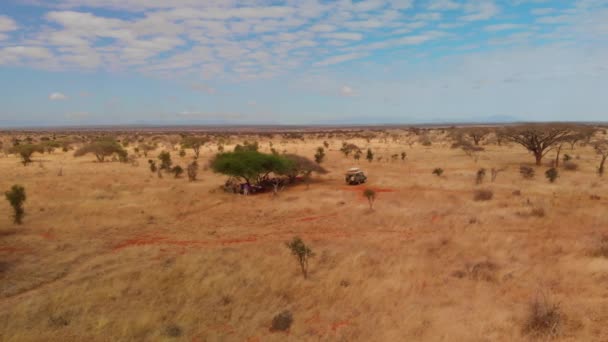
0, 0, 607, 126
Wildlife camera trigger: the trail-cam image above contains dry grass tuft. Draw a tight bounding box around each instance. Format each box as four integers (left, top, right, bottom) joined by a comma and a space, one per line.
523, 296, 562, 338
473, 189, 493, 201
591, 235, 608, 258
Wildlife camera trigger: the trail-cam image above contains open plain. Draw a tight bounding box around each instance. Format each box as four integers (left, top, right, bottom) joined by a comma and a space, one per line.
1, 127, 608, 341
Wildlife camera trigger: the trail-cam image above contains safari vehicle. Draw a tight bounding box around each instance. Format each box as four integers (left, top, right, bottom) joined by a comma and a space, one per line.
345, 167, 367, 185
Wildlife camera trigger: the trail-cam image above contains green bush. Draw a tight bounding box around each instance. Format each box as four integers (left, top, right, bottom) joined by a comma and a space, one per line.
286, 237, 314, 279
5, 185, 26, 224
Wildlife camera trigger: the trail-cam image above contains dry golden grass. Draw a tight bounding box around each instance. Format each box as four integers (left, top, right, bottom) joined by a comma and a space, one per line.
1, 130, 608, 341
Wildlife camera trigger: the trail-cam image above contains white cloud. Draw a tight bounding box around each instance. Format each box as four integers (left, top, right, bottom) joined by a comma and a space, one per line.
427, 0, 461, 11
49, 92, 68, 100
484, 23, 525, 31
314, 52, 368, 67
321, 32, 364, 41
461, 1, 500, 21
0, 15, 17, 32
340, 85, 355, 97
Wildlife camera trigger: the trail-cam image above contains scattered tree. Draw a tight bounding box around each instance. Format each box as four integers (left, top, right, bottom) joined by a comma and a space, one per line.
10, 144, 44, 166
178, 149, 186, 158
286, 236, 314, 279
158, 151, 172, 171
181, 136, 208, 159
366, 148, 374, 163
74, 139, 127, 162
282, 154, 328, 183
5, 185, 26, 224
234, 141, 259, 152
210, 150, 293, 185
501, 125, 578, 166
314, 147, 325, 164
594, 140, 608, 176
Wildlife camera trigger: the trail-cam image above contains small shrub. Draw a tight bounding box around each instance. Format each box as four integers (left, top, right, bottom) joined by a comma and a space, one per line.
366, 148, 374, 163
545, 168, 558, 183
562, 154, 572, 162
401, 152, 407, 160
432, 168, 443, 177
473, 189, 493, 201
314, 147, 325, 164
530, 207, 545, 217
520, 165, 535, 179
164, 324, 182, 337
5, 185, 26, 224
270, 310, 293, 332
563, 162, 578, 171
158, 151, 172, 170
187, 161, 198, 181
475, 168, 486, 185
178, 149, 186, 157
523, 296, 561, 337
171, 165, 184, 178
148, 159, 157, 173
286, 237, 314, 279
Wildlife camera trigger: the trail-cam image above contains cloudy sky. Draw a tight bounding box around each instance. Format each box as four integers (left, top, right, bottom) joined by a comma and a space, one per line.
0, 0, 607, 126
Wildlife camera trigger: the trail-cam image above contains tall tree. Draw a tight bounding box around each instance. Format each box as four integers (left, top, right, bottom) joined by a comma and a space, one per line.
501, 125, 577, 166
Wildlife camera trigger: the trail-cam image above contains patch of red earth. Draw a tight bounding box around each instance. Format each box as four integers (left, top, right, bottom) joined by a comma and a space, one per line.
0, 247, 31, 254
331, 320, 350, 332
297, 213, 338, 222
39, 232, 55, 240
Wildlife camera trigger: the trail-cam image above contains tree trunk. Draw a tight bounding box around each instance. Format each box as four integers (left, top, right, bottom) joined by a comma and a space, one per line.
534, 151, 543, 166
555, 144, 562, 168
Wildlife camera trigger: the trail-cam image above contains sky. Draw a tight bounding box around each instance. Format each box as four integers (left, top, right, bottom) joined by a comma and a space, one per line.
0, 0, 607, 127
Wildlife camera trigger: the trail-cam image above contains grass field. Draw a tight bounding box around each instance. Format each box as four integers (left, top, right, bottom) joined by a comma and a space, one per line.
1, 129, 607, 341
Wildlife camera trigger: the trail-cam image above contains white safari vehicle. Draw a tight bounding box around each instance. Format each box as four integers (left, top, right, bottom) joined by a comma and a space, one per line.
345, 167, 367, 185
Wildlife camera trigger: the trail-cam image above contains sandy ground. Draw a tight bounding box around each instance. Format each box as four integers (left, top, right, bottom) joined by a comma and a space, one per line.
0, 130, 607, 341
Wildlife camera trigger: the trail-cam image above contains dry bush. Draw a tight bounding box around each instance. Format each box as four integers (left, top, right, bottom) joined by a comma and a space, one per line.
473, 189, 493, 201
270, 310, 293, 332
590, 235, 608, 258
531, 207, 546, 217
523, 296, 562, 338
520, 165, 535, 179
452, 261, 498, 282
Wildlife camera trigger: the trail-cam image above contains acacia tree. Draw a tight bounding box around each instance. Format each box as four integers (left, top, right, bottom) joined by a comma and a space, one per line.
501, 125, 577, 166
594, 140, 608, 176
314, 147, 325, 164
282, 154, 328, 183
74, 139, 127, 162
210, 150, 293, 185
181, 136, 208, 159
10, 144, 44, 166
461, 127, 491, 145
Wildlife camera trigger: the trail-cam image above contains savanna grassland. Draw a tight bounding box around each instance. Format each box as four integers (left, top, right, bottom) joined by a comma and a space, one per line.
1, 126, 608, 341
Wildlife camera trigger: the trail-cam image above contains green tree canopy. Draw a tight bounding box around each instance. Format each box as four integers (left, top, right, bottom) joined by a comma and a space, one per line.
9, 144, 44, 166
73, 139, 127, 162
210, 150, 293, 184
181, 136, 209, 159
